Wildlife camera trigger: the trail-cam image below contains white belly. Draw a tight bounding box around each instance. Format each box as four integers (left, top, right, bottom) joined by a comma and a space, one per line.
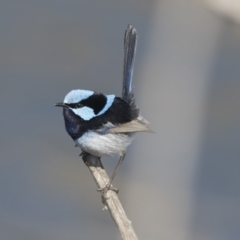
75, 131, 133, 157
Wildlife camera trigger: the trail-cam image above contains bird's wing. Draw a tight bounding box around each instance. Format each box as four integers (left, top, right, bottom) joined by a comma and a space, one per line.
107, 118, 154, 134
94, 122, 116, 135
94, 116, 154, 135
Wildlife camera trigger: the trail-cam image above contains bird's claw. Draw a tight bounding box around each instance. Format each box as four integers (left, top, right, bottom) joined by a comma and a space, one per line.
97, 184, 119, 205
97, 183, 119, 196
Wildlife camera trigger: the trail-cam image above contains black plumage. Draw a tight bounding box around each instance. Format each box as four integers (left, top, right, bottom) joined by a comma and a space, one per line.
63, 95, 138, 140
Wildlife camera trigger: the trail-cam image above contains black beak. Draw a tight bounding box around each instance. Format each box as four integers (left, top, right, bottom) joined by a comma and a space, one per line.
54, 102, 68, 108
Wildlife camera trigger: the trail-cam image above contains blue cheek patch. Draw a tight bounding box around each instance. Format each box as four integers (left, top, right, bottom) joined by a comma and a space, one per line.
72, 107, 96, 121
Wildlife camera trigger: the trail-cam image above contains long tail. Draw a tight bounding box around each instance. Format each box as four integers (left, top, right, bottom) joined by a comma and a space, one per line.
122, 24, 138, 109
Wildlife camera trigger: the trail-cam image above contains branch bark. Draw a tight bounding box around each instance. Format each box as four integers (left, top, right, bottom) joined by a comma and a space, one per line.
83, 154, 138, 240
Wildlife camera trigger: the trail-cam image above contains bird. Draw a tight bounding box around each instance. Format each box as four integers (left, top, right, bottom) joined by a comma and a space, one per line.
55, 25, 152, 192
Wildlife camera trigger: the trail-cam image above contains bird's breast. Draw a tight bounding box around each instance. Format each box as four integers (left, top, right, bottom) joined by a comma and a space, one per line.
75, 131, 133, 157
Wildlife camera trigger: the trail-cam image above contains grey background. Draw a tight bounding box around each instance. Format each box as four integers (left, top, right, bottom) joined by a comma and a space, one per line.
0, 0, 240, 239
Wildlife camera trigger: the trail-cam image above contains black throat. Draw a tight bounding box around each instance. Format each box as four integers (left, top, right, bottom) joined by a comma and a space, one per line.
63, 108, 82, 140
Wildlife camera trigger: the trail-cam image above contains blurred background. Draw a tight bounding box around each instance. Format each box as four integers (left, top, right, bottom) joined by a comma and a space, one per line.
0, 0, 240, 239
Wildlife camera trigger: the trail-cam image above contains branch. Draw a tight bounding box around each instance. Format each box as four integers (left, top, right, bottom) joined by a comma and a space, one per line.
83, 154, 139, 240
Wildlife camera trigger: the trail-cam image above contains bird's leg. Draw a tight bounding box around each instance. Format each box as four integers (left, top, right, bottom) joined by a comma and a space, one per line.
108, 152, 126, 187
98, 152, 126, 195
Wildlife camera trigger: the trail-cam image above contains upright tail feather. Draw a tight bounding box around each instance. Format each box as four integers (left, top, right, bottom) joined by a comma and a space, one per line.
122, 25, 153, 132
122, 25, 137, 104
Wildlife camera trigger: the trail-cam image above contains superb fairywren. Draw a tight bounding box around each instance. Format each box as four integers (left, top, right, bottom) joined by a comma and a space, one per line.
55, 25, 152, 191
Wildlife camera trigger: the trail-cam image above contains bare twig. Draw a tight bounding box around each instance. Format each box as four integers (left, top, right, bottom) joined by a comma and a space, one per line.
83, 154, 138, 240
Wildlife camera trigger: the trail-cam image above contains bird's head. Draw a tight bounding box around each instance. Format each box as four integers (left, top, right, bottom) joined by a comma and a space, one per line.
55, 89, 115, 121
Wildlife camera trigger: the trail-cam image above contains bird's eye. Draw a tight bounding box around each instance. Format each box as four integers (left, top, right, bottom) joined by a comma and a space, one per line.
67, 102, 83, 109
77, 103, 83, 108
